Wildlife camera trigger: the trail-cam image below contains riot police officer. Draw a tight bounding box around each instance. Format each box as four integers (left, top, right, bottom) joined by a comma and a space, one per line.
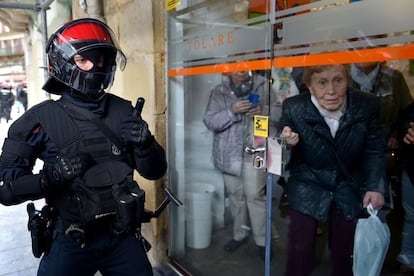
0, 18, 167, 276
0, 85, 14, 122
16, 81, 27, 111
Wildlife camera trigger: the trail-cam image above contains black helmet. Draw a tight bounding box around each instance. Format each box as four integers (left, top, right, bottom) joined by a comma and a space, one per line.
43, 18, 127, 101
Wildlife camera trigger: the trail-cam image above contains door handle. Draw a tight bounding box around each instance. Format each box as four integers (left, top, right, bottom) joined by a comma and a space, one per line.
244, 145, 266, 154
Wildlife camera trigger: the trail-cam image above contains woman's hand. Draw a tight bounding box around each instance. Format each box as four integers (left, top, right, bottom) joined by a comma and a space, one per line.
363, 191, 384, 210
280, 126, 299, 147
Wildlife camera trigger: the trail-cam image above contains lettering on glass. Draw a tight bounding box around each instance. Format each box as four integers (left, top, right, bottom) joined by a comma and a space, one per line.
187, 32, 233, 55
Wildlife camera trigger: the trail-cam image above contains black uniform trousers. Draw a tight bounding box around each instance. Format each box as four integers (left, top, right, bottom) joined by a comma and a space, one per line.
37, 231, 153, 276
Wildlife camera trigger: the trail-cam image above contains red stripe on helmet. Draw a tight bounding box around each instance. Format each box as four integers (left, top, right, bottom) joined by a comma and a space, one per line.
57, 22, 113, 44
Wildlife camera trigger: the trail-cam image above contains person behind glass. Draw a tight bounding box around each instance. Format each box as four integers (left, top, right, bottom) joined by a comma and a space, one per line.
203, 70, 270, 260
348, 60, 413, 204
278, 64, 386, 276
0, 18, 167, 276
396, 102, 414, 272
349, 61, 413, 149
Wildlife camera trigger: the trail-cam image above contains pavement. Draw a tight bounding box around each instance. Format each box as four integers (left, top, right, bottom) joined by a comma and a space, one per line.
0, 199, 42, 275
0, 104, 42, 275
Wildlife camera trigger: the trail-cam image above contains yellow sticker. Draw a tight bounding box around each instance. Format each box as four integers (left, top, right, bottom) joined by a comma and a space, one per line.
254, 115, 269, 137
167, 0, 182, 11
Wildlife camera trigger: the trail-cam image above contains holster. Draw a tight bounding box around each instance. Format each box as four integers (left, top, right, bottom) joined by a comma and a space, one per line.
27, 203, 56, 258
112, 180, 145, 235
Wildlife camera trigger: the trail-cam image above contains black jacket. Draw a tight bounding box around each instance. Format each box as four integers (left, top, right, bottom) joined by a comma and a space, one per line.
277, 90, 386, 221
0, 93, 167, 207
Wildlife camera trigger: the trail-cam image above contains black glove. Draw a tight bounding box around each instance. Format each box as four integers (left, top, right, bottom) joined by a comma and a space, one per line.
120, 114, 153, 146
40, 154, 91, 193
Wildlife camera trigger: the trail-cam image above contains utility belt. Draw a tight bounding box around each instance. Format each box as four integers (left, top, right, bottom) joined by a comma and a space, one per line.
54, 216, 146, 249
28, 210, 151, 258
28, 195, 148, 257
28, 161, 149, 257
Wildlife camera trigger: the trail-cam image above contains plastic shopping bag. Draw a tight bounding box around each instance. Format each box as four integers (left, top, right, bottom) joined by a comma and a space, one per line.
353, 203, 390, 276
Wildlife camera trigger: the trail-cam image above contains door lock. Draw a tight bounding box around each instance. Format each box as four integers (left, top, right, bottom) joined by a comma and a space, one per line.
254, 156, 264, 168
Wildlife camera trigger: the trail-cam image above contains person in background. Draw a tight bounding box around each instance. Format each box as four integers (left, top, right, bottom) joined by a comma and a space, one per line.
348, 60, 413, 204
0, 85, 14, 123
349, 61, 412, 147
396, 102, 414, 273
203, 70, 273, 260
278, 64, 386, 276
16, 81, 28, 112
0, 18, 167, 276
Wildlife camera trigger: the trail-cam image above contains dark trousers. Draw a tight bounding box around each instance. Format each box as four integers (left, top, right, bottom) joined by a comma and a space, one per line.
286, 205, 356, 276
37, 232, 153, 276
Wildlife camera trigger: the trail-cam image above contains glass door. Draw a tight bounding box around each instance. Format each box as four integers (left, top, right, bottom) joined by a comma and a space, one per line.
167, 0, 414, 275
167, 0, 275, 274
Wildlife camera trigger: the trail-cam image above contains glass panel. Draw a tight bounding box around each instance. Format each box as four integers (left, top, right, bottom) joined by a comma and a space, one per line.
167, 0, 414, 275
167, 0, 274, 274
274, 0, 414, 63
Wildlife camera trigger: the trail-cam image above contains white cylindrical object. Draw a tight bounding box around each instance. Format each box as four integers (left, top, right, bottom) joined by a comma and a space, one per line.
185, 183, 216, 249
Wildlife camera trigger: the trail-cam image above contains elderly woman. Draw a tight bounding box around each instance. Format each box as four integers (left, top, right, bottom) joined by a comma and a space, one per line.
278, 64, 386, 276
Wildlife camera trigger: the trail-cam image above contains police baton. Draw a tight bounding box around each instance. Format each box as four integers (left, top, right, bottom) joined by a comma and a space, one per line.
132, 97, 145, 118
152, 187, 183, 218
132, 97, 183, 221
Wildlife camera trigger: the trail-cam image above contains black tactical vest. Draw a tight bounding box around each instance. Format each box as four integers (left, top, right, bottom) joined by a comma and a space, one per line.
8, 95, 144, 227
